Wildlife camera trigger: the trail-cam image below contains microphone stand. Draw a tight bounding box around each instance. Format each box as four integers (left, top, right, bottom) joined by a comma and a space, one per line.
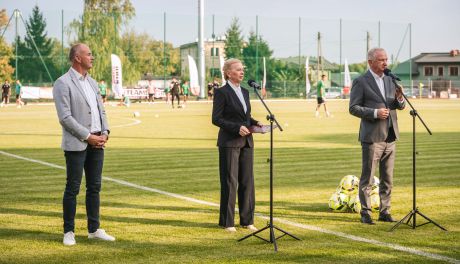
388, 78, 447, 232
238, 86, 300, 251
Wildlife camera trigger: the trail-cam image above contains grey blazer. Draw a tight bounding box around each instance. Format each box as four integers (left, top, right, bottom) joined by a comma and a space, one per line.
349, 70, 405, 143
53, 68, 109, 151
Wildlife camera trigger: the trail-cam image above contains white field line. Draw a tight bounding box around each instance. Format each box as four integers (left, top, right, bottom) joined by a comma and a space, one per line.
21, 98, 329, 107
110, 117, 142, 128
0, 117, 141, 135
0, 150, 458, 264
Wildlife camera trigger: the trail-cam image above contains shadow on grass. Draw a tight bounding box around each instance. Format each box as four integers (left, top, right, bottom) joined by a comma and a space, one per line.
0, 227, 62, 242
0, 206, 217, 229
102, 201, 216, 213
256, 201, 358, 223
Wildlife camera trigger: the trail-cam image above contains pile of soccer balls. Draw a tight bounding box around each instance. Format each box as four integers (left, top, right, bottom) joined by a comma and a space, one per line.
328, 175, 380, 213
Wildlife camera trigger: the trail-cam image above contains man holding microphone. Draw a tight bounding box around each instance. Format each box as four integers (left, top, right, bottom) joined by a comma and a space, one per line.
349, 47, 406, 225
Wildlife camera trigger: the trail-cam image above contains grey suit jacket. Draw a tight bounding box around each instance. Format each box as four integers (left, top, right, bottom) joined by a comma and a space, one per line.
349, 70, 405, 143
53, 68, 109, 151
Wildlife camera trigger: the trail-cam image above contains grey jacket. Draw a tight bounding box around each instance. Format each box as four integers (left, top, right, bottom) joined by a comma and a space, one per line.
349, 70, 405, 143
53, 68, 109, 151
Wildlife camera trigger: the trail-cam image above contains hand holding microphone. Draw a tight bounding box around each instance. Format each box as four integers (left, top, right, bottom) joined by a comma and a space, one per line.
384, 68, 404, 100
395, 84, 404, 100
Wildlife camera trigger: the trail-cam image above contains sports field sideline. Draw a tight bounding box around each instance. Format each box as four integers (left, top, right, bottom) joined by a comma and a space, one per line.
0, 99, 459, 263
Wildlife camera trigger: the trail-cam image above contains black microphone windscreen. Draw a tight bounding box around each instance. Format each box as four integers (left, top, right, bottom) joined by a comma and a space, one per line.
384, 68, 401, 81
247, 80, 260, 89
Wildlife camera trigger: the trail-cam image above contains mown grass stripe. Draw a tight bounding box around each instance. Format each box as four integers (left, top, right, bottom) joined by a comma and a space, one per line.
1, 149, 458, 264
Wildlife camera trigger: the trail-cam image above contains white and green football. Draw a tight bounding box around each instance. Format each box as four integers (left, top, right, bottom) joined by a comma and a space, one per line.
370, 193, 380, 212
371, 176, 380, 195
328, 192, 349, 212
339, 175, 359, 194
348, 193, 361, 213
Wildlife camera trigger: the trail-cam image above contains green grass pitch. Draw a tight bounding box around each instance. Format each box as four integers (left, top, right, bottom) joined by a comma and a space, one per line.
0, 99, 459, 263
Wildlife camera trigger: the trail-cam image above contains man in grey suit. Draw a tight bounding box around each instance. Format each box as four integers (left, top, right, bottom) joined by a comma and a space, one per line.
349, 47, 406, 225
53, 43, 115, 245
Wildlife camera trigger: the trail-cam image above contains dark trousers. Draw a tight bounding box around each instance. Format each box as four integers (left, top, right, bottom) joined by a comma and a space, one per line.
218, 147, 255, 227
171, 92, 180, 106
63, 146, 104, 233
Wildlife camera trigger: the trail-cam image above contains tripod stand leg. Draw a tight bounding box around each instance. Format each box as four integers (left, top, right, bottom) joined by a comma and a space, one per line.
416, 210, 447, 231
238, 225, 270, 242
390, 211, 413, 232
273, 225, 301, 240
270, 226, 278, 251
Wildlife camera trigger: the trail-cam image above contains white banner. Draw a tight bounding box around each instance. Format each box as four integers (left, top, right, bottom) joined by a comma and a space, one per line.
188, 55, 200, 96
305, 56, 311, 97
111, 54, 123, 99
21, 86, 40, 99
343, 58, 351, 95
262, 57, 267, 97
219, 55, 226, 86
123, 88, 148, 99
262, 57, 266, 88
21, 86, 53, 99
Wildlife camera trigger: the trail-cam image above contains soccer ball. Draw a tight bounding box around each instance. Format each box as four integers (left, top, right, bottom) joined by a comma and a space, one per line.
370, 193, 380, 212
348, 193, 361, 213
371, 176, 380, 195
133, 111, 140, 117
328, 192, 348, 212
339, 175, 359, 194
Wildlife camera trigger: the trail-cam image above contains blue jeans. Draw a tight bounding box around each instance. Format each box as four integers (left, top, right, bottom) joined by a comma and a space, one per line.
63, 146, 104, 233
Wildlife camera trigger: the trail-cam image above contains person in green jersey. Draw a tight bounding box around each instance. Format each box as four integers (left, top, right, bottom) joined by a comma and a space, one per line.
15, 80, 24, 107
181, 81, 190, 106
98, 80, 108, 103
315, 74, 331, 117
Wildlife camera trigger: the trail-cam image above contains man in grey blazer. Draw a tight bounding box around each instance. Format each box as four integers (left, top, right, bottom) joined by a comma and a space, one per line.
349, 47, 406, 225
53, 43, 115, 245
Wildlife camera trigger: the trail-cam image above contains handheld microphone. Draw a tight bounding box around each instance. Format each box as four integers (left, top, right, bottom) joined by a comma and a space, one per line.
247, 80, 261, 90
383, 68, 401, 81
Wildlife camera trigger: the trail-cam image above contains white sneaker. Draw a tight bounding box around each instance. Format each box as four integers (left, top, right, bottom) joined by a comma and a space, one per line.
242, 225, 258, 231
224, 227, 237, 232
88, 229, 115, 241
315, 111, 319, 118
63, 231, 76, 246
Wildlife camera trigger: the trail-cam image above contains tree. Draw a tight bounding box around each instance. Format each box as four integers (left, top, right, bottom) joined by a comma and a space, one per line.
242, 31, 273, 83
69, 0, 135, 83
120, 31, 179, 84
0, 9, 14, 82
13, 5, 59, 84
349, 61, 367, 74
224, 18, 244, 60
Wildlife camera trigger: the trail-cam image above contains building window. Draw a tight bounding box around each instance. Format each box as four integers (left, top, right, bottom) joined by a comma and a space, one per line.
424, 66, 433, 76
438, 66, 444, 76
449, 66, 459, 76
210, 47, 219, 57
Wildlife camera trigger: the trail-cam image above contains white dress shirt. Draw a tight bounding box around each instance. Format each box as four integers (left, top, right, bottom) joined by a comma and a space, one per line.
368, 69, 404, 127
70, 67, 101, 134
369, 69, 386, 120
227, 80, 247, 113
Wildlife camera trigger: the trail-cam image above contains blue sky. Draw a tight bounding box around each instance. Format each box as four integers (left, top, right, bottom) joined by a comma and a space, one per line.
2, 0, 459, 63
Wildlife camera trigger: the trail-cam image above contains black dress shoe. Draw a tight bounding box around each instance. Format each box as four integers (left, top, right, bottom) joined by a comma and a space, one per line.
360, 214, 375, 225
378, 214, 396, 222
